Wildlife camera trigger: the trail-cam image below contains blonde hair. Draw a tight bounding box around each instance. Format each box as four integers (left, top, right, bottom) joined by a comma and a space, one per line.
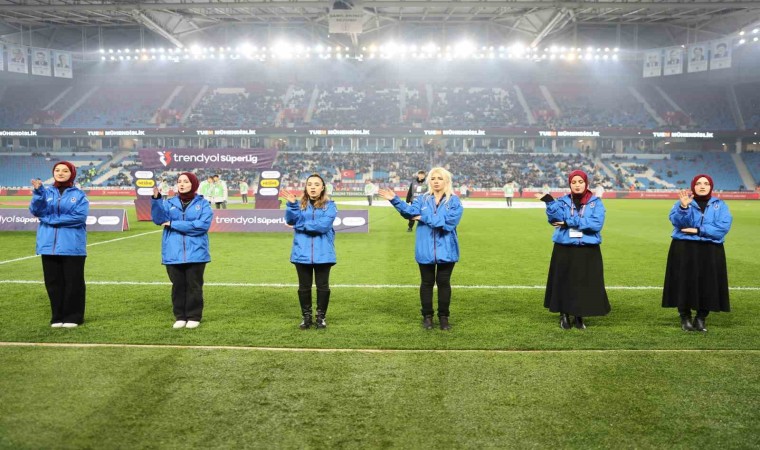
299, 173, 329, 210
426, 167, 454, 203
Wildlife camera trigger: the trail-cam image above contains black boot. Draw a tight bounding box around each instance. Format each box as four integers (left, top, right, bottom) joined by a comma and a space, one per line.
439, 316, 451, 331
679, 314, 694, 332
559, 313, 571, 330
315, 290, 330, 329
693, 316, 707, 332
315, 310, 327, 329
574, 316, 586, 330
298, 290, 312, 330
299, 310, 313, 330
422, 315, 434, 330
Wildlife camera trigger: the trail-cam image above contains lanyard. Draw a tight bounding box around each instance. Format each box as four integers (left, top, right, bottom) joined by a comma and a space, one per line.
570, 202, 586, 218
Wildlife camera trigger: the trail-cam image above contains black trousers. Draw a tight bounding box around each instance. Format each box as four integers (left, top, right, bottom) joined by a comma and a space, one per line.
166, 263, 206, 321
41, 255, 86, 324
294, 263, 332, 313
506, 197, 512, 206
418, 263, 455, 317
367, 195, 373, 206
241, 194, 248, 204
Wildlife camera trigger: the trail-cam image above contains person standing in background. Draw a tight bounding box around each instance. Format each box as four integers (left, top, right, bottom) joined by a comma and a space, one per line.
199, 175, 214, 204
29, 161, 89, 328
405, 170, 428, 232
503, 181, 515, 207
281, 174, 337, 330
663, 174, 732, 332
364, 179, 377, 206
239, 179, 249, 204
158, 177, 171, 197
151, 172, 213, 329
212, 174, 228, 209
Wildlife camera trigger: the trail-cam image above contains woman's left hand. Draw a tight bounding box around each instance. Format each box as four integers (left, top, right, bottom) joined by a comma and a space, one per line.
280, 189, 297, 203
681, 227, 698, 234
161, 222, 170, 228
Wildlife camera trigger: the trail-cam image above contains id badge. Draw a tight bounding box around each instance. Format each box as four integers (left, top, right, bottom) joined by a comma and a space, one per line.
569, 228, 583, 238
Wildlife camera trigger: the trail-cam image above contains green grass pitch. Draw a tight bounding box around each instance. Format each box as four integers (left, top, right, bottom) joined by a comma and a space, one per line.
0, 197, 758, 448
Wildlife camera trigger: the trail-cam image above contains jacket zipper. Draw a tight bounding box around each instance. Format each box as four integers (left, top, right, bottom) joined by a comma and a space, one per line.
311, 206, 315, 263
182, 202, 187, 262
432, 197, 438, 263
52, 192, 61, 255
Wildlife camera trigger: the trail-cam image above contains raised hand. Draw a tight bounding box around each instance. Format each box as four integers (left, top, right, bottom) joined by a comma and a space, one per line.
377, 188, 396, 200
678, 189, 692, 208
152, 186, 160, 198
280, 189, 297, 204
31, 179, 43, 190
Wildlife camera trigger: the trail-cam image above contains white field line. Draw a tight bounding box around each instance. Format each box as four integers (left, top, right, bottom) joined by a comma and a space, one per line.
0, 230, 161, 265
0, 279, 758, 291
0, 341, 758, 354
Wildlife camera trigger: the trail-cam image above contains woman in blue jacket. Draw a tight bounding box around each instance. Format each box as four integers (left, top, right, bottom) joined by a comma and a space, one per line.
281, 174, 337, 329
379, 167, 463, 330
151, 172, 213, 329
663, 174, 732, 332
538, 170, 610, 330
29, 161, 89, 328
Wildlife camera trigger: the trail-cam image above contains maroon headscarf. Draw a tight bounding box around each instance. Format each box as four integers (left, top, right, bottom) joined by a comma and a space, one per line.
568, 170, 593, 205
52, 161, 76, 189
691, 174, 713, 201
178, 172, 199, 202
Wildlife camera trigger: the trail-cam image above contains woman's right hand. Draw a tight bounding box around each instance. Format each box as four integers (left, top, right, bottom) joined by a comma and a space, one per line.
31, 179, 43, 190
677, 189, 692, 208
152, 186, 160, 198
280, 189, 297, 203
377, 188, 396, 200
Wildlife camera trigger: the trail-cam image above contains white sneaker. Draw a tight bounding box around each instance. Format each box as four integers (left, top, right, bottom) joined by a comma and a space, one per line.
61, 323, 78, 328
50, 323, 63, 328
173, 320, 187, 329
185, 320, 200, 329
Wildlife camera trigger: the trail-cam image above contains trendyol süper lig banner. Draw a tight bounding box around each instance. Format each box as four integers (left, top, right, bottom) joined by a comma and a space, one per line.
0, 208, 129, 232
209, 210, 368, 233
139, 148, 277, 170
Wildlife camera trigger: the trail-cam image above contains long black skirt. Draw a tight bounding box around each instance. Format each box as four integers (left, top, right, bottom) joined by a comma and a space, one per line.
662, 239, 730, 312
544, 244, 611, 317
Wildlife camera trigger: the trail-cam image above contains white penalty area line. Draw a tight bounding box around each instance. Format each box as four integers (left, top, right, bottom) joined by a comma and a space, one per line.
1, 341, 758, 354
0, 230, 161, 265
0, 279, 758, 291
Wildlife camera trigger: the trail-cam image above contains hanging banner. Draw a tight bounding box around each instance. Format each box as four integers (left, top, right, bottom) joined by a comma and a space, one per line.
209, 209, 369, 233
30, 48, 51, 77
138, 148, 277, 170
663, 47, 683, 76
0, 208, 129, 232
53, 51, 73, 78
687, 44, 708, 73
7, 45, 28, 74
710, 39, 732, 70
328, 10, 365, 34
643, 50, 662, 78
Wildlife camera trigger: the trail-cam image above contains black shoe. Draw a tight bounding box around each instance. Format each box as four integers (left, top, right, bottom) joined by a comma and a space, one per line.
680, 316, 694, 332
574, 316, 586, 330
693, 317, 707, 332
407, 227, 413, 232
315, 311, 327, 329
299, 315, 312, 330
422, 315, 434, 330
439, 316, 451, 331
559, 313, 571, 330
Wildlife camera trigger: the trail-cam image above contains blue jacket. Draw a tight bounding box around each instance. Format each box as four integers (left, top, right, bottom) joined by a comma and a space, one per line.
544, 194, 605, 246
285, 200, 337, 265
29, 185, 89, 256
390, 193, 463, 264
151, 195, 213, 265
669, 197, 732, 244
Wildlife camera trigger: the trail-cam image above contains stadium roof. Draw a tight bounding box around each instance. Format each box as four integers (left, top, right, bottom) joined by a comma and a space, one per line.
1, 0, 759, 52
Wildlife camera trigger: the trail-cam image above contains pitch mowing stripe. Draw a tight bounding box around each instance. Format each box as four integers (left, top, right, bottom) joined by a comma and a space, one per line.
0, 279, 758, 291
0, 230, 161, 265
0, 342, 758, 353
